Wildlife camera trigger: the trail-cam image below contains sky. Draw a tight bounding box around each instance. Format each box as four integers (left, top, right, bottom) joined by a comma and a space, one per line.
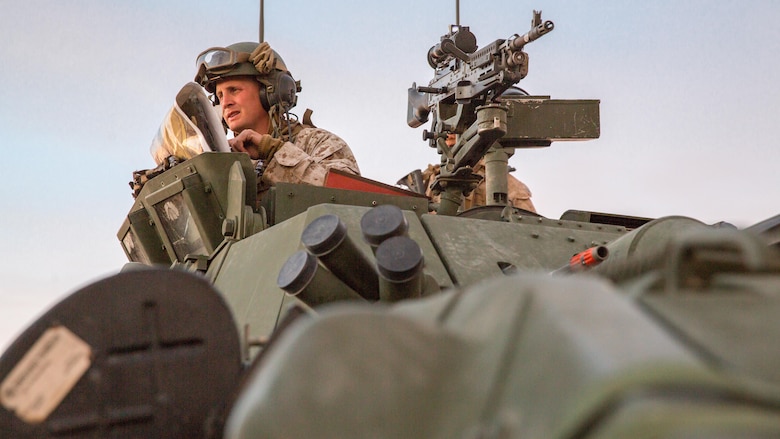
1, 0, 779, 350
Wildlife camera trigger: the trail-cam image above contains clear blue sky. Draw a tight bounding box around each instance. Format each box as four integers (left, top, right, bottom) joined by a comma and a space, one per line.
1, 0, 779, 349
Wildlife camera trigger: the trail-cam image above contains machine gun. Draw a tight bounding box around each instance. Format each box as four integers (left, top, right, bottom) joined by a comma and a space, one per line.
407, 11, 601, 216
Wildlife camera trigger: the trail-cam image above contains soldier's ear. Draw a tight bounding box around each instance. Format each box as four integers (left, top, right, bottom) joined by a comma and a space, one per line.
257, 71, 298, 112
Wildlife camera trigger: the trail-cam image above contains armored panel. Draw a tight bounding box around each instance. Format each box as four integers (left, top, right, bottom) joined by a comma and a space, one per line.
118, 153, 257, 263
261, 183, 429, 225
142, 173, 225, 261
117, 201, 171, 265
746, 213, 780, 248
640, 292, 780, 385
135, 153, 256, 213
224, 275, 778, 439
561, 209, 653, 230
211, 203, 453, 360
422, 213, 627, 286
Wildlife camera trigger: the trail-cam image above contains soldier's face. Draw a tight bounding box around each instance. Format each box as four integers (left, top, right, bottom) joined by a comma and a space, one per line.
216, 77, 267, 133
445, 133, 456, 147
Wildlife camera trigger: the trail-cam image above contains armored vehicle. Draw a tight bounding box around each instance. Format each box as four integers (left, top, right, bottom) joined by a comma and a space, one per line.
3, 11, 780, 439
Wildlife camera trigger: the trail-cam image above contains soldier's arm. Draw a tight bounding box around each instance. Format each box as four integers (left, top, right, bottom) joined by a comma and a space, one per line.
262, 127, 361, 187
507, 173, 536, 213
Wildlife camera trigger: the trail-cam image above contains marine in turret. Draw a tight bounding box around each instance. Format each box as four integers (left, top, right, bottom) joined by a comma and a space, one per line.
194, 41, 360, 199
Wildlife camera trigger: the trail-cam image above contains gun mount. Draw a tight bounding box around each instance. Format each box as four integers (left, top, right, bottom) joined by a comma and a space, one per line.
408, 11, 600, 215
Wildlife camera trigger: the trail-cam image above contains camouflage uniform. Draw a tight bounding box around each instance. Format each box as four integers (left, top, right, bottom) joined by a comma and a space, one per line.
423, 160, 535, 213
193, 42, 360, 200
257, 125, 360, 198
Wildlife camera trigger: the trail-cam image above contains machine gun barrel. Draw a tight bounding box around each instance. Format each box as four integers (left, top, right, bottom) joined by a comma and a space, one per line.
510, 19, 554, 50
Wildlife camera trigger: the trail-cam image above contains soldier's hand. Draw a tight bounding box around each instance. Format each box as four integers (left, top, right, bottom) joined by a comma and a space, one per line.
229, 130, 284, 161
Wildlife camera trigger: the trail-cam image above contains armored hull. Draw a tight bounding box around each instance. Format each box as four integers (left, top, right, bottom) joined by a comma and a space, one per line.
3, 10, 780, 438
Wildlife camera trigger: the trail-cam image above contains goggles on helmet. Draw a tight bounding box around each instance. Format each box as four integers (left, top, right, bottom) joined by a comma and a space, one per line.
194, 47, 254, 91
195, 47, 251, 74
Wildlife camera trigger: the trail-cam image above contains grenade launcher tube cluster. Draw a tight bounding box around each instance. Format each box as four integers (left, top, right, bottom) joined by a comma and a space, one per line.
277, 205, 426, 307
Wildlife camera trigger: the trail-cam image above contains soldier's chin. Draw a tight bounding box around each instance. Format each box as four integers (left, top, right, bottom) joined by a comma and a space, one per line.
227, 120, 245, 133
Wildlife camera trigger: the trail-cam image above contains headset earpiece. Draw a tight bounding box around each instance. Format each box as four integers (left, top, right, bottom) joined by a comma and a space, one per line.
259, 71, 298, 112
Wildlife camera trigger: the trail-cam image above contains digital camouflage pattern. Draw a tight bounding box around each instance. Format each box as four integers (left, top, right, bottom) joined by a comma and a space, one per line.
257, 126, 360, 199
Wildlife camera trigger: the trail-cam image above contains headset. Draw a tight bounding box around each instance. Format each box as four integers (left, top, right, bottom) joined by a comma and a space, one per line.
257, 69, 300, 112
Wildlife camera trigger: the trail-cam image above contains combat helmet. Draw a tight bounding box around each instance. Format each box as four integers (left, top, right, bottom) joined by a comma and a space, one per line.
194, 41, 299, 111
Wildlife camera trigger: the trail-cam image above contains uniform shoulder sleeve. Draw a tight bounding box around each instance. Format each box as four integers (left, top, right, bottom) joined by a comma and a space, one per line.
260, 127, 361, 191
